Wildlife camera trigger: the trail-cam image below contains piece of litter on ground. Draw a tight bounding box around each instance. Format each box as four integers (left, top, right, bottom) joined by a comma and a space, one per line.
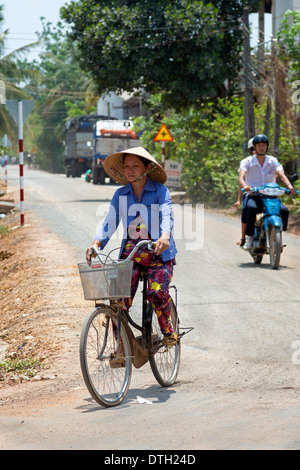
137, 395, 153, 405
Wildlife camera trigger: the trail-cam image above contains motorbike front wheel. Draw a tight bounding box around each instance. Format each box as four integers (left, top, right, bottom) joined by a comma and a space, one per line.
269, 226, 281, 269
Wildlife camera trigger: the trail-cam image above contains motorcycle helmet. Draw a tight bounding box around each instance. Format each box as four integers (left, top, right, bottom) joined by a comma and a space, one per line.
247, 138, 254, 152
253, 134, 269, 149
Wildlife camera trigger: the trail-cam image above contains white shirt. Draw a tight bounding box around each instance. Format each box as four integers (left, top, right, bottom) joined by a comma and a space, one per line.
238, 154, 283, 187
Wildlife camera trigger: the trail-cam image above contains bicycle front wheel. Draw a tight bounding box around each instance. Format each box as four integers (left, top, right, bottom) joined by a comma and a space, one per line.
80, 306, 132, 407
149, 299, 181, 387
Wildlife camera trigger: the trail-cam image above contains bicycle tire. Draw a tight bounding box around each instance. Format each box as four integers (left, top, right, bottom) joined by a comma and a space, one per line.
80, 306, 132, 408
149, 299, 181, 387
269, 226, 281, 269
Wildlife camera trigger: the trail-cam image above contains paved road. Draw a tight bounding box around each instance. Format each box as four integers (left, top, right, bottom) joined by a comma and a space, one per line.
2, 165, 300, 450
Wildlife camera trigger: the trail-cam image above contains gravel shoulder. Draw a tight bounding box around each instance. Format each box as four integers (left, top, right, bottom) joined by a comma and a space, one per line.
0, 208, 91, 411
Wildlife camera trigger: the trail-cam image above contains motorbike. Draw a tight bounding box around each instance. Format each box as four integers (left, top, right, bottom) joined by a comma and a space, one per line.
242, 175, 299, 269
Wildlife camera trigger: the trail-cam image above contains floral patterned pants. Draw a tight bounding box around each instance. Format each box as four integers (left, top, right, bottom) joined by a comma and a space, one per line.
120, 240, 175, 335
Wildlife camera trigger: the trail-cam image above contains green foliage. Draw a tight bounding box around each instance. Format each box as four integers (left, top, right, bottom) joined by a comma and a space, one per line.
2, 1, 296, 204
18, 20, 99, 172
134, 96, 245, 204
174, 97, 246, 204
135, 94, 297, 206
0, 5, 38, 148
254, 97, 297, 169
61, 0, 259, 110
277, 10, 300, 82
65, 100, 97, 118
0, 223, 10, 237
0, 357, 42, 379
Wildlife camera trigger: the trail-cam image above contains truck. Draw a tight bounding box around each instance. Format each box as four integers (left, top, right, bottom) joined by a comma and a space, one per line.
64, 115, 108, 178
92, 119, 140, 184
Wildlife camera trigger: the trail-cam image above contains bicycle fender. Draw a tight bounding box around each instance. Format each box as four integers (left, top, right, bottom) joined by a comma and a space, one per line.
264, 215, 282, 231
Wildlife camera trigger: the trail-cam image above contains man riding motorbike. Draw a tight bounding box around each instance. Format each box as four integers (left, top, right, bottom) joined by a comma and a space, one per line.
238, 134, 297, 251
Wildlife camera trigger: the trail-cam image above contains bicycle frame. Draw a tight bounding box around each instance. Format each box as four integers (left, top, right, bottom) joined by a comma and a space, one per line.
80, 239, 194, 406
94, 243, 186, 369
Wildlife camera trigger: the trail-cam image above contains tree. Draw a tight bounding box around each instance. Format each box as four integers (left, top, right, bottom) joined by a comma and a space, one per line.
134, 92, 298, 205
61, 0, 259, 110
277, 10, 300, 83
242, 7, 255, 142
134, 95, 246, 204
18, 19, 99, 172
274, 10, 300, 173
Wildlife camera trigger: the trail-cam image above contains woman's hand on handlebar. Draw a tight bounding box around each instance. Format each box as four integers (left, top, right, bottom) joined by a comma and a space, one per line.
86, 240, 102, 265
154, 233, 170, 256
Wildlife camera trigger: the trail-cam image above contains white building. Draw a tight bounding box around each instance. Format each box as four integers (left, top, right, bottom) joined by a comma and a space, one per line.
97, 92, 124, 120
97, 91, 148, 120
272, 0, 300, 36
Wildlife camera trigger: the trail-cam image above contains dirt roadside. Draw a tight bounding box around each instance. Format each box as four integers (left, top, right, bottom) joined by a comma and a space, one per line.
0, 207, 91, 412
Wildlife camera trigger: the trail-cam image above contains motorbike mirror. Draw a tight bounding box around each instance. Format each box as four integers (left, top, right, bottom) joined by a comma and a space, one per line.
289, 174, 299, 184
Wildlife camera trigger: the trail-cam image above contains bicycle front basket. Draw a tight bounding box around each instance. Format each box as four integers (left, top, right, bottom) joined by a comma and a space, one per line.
78, 260, 133, 300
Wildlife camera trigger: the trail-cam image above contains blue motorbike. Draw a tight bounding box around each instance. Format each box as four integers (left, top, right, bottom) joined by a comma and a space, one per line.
243, 177, 299, 269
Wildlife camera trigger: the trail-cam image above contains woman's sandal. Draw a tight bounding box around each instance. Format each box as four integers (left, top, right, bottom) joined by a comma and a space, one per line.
163, 332, 178, 346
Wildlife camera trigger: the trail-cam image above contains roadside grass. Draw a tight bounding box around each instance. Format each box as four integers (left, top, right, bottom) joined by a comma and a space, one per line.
0, 222, 10, 237
0, 357, 44, 381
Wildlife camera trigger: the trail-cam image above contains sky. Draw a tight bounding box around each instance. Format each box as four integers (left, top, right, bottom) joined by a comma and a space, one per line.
0, 0, 71, 60
0, 1, 272, 61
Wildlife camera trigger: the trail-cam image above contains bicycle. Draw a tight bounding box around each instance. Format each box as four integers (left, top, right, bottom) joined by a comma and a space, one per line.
78, 239, 190, 408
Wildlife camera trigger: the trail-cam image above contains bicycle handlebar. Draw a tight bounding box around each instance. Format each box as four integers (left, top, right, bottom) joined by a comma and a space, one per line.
89, 239, 156, 264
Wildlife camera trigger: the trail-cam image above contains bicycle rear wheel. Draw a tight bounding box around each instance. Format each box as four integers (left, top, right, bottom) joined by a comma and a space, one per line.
80, 306, 132, 407
149, 299, 181, 387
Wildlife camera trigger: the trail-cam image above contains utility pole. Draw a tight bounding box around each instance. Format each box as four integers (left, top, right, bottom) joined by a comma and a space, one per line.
271, 0, 281, 158
256, 0, 265, 106
242, 7, 256, 144
258, 0, 265, 74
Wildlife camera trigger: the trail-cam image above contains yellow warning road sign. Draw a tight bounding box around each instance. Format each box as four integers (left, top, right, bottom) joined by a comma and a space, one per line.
154, 123, 173, 142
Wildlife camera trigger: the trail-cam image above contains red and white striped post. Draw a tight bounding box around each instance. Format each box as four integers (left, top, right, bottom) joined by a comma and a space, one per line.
18, 100, 24, 226
161, 141, 165, 168
4, 162, 7, 188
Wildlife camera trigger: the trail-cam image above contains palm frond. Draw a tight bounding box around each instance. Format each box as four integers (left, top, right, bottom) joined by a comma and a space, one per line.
1, 41, 40, 61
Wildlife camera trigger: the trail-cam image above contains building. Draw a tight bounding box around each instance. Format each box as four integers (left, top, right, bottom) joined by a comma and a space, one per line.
97, 91, 149, 120
271, 0, 300, 36
258, 0, 300, 38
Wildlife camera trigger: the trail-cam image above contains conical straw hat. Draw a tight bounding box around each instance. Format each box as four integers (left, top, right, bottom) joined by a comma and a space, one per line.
103, 146, 167, 185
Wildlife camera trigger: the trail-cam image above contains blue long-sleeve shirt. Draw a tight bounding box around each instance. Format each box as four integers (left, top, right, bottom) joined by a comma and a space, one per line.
96, 178, 177, 262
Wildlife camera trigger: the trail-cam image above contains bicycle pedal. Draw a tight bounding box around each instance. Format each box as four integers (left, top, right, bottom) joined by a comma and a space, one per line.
109, 354, 126, 368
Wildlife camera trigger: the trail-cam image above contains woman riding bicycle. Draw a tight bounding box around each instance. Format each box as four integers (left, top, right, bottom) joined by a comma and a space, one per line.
86, 146, 178, 345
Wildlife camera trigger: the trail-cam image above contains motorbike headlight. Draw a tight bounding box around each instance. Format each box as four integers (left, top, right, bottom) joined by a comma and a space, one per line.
259, 188, 285, 196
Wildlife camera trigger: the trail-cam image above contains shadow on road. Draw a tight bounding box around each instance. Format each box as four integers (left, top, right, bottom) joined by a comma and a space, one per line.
238, 262, 291, 270
77, 385, 177, 413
